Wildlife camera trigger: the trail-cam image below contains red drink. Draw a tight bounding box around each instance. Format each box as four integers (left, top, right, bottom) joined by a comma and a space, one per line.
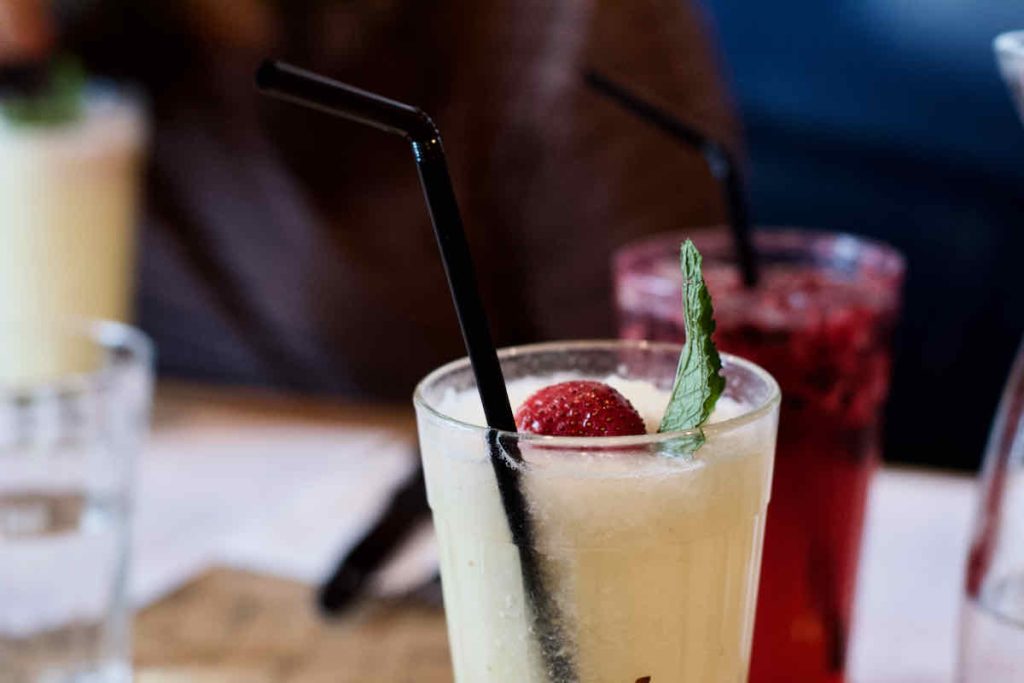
615, 229, 904, 683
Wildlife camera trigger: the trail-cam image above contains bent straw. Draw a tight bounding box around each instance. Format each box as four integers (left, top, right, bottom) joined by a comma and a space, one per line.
584, 69, 760, 287
256, 60, 574, 680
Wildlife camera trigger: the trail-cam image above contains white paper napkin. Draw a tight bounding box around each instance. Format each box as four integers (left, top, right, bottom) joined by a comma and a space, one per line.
131, 418, 419, 606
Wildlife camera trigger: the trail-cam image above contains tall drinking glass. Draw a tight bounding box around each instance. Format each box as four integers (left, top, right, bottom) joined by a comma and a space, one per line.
957, 32, 1024, 681
615, 229, 905, 682
0, 321, 153, 683
414, 340, 780, 682
959, 336, 1024, 681
0, 85, 147, 325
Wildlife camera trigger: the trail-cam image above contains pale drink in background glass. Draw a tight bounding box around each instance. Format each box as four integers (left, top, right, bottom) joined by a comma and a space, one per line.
0, 87, 146, 326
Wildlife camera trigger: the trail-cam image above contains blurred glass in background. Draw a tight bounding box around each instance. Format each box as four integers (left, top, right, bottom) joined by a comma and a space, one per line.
960, 335, 1024, 680
958, 32, 1024, 682
0, 322, 152, 683
996, 30, 1024, 124
0, 80, 146, 324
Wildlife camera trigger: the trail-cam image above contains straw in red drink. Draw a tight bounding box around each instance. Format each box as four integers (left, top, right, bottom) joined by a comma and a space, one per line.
584, 69, 760, 288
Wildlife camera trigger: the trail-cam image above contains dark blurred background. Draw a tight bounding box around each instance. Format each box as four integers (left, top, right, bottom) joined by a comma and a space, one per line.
701, 0, 1024, 469
15, 0, 1022, 471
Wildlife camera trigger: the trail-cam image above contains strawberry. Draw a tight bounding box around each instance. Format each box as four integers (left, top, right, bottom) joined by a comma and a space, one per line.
514, 380, 647, 437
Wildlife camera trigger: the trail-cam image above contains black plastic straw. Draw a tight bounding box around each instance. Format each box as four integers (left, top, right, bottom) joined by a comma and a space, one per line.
256, 61, 515, 428
318, 461, 429, 614
584, 69, 760, 288
256, 61, 574, 679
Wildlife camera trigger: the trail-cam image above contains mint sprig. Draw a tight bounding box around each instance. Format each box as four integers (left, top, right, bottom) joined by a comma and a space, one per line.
658, 239, 725, 452
0, 58, 86, 127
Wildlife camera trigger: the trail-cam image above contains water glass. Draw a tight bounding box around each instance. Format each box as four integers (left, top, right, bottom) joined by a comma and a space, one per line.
0, 322, 152, 683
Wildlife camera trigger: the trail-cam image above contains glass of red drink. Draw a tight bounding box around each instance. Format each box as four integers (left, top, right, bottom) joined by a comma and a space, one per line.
615, 228, 905, 683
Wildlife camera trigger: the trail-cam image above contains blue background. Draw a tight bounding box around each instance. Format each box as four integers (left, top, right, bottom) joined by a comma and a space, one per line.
703, 0, 1024, 468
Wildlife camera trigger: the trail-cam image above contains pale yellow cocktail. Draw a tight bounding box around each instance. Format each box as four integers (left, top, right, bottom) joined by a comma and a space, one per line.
414, 341, 780, 682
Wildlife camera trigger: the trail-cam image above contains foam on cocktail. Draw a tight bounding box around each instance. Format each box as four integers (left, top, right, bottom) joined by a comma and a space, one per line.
438, 374, 745, 438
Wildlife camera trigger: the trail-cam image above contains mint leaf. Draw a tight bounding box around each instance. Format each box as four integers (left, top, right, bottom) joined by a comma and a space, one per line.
0, 58, 85, 127
658, 240, 726, 451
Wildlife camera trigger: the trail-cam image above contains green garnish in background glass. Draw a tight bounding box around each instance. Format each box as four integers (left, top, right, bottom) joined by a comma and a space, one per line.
0, 58, 86, 127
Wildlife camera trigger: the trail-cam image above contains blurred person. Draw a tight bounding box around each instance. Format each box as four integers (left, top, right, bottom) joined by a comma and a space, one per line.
0, 0, 52, 60
1, 0, 740, 400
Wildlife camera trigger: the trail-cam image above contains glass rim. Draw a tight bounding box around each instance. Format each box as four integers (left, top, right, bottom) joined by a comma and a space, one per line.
615, 226, 906, 299
995, 30, 1024, 59
617, 225, 905, 269
413, 339, 780, 448
0, 318, 153, 398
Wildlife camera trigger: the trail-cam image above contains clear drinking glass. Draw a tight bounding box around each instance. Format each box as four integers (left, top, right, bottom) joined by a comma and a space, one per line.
959, 336, 1024, 681
958, 34, 1024, 680
616, 229, 905, 683
414, 340, 780, 682
0, 321, 153, 683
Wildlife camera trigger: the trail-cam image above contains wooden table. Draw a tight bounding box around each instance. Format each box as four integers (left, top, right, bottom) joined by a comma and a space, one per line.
137, 384, 450, 681
135, 568, 451, 683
